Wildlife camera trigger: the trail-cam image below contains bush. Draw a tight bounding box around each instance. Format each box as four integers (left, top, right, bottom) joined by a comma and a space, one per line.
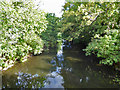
0, 0, 47, 68
84, 29, 120, 65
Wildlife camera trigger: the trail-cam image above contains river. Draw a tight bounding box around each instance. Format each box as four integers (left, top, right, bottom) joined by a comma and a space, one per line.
2, 42, 120, 88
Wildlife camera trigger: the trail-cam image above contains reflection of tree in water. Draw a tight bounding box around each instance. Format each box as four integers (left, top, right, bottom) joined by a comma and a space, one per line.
57, 33, 64, 62
3, 72, 46, 88
2, 39, 66, 88
43, 33, 65, 88
7, 39, 66, 88
49, 32, 65, 72
60, 47, 120, 88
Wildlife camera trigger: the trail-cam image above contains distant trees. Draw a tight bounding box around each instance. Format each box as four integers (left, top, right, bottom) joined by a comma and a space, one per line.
41, 13, 60, 49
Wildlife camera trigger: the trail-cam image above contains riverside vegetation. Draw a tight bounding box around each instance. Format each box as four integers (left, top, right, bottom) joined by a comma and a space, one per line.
0, 0, 47, 70
0, 0, 120, 84
0, 0, 60, 70
60, 2, 120, 67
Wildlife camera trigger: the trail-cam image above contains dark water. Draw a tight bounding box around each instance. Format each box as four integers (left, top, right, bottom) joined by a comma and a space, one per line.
2, 44, 120, 88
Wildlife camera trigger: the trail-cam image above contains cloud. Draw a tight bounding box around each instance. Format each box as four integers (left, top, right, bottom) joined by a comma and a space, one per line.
38, 0, 65, 17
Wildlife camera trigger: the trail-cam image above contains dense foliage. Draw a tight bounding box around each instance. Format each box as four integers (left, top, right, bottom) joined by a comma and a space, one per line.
41, 13, 60, 49
0, 0, 119, 74
0, 0, 47, 68
60, 2, 120, 66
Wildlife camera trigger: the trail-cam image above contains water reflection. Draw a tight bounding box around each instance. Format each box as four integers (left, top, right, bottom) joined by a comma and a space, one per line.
3, 72, 46, 88
2, 42, 120, 88
79, 77, 89, 83
44, 72, 64, 88
16, 72, 46, 88
57, 39, 64, 61
44, 38, 65, 88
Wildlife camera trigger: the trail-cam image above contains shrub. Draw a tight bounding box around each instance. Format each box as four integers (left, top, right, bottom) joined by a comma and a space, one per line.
0, 0, 47, 68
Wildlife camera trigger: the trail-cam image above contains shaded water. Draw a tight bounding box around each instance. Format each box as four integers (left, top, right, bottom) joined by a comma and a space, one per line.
2, 43, 120, 88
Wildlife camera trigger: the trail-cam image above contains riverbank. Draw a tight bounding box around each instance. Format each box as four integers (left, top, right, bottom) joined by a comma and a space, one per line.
1, 54, 33, 71
2, 44, 120, 88
1, 42, 120, 72
1, 46, 57, 71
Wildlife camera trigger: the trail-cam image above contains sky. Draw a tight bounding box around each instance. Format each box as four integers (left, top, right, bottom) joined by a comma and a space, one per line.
37, 0, 66, 17
6, 0, 66, 17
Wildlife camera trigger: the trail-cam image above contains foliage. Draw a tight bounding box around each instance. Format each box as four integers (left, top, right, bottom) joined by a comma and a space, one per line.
0, 0, 47, 68
57, 32, 63, 52
84, 29, 120, 65
41, 13, 60, 49
113, 75, 120, 85
60, 2, 120, 65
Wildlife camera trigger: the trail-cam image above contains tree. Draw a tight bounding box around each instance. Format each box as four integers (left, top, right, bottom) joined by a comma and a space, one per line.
60, 1, 120, 66
0, 0, 47, 68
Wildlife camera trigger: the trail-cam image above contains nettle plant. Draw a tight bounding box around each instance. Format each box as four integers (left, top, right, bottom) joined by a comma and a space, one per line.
0, 0, 47, 68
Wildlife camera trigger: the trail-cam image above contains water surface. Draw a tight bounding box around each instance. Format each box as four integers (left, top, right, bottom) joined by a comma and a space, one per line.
2, 44, 120, 88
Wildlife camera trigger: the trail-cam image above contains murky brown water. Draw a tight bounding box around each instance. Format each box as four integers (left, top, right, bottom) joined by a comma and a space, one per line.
2, 44, 120, 88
